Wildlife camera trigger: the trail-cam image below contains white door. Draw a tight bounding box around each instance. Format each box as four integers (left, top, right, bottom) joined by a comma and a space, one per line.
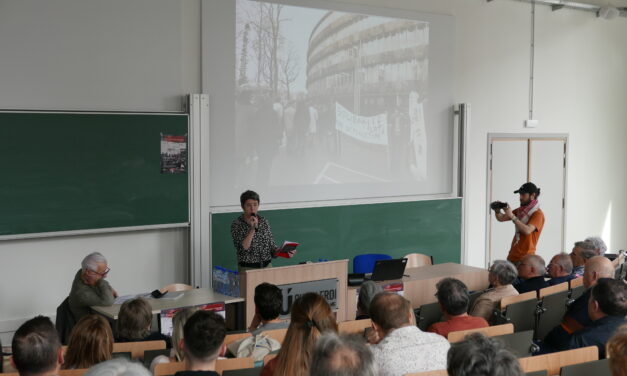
487, 136, 567, 265
529, 139, 566, 261
488, 140, 529, 262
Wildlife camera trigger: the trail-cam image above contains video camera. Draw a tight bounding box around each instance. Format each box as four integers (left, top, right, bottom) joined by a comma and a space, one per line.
490, 201, 508, 211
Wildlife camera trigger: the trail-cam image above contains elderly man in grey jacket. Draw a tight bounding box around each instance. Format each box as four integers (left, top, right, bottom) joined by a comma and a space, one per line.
68, 252, 117, 320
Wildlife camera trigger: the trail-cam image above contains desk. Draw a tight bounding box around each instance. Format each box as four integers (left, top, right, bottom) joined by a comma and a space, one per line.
346, 263, 489, 320
91, 288, 244, 320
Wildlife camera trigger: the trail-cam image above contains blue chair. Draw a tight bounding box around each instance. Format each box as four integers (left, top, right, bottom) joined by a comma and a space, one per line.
353, 253, 392, 274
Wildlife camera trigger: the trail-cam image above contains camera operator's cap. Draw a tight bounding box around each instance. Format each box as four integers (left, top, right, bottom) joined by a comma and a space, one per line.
514, 182, 539, 194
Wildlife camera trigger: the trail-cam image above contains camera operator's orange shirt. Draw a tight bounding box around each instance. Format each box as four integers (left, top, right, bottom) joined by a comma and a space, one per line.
507, 208, 545, 263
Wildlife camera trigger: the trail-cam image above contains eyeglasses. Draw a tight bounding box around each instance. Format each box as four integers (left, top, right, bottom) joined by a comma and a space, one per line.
89, 267, 110, 276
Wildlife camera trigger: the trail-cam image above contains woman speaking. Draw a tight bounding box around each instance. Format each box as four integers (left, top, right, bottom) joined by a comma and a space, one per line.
231, 190, 277, 271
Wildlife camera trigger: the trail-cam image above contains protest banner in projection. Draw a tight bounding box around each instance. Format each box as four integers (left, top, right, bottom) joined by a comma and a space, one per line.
335, 102, 388, 145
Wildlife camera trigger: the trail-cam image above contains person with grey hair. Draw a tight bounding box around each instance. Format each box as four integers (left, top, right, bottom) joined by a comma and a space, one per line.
469, 260, 519, 322
514, 254, 549, 294
68, 252, 117, 321
85, 358, 152, 376
428, 278, 488, 338
547, 253, 576, 286
356, 281, 383, 320
541, 256, 616, 353
570, 240, 597, 277
585, 236, 607, 256
309, 332, 377, 376
447, 332, 523, 376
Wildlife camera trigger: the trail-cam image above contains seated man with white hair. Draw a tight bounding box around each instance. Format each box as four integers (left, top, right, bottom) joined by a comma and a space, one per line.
68, 252, 117, 321
585, 236, 607, 256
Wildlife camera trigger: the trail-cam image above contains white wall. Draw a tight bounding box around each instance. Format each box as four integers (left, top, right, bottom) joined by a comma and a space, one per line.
339, 0, 627, 267
1, 0, 626, 342
0, 0, 200, 344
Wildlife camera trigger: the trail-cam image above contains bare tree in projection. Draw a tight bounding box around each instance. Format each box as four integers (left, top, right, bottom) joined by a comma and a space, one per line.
279, 43, 300, 101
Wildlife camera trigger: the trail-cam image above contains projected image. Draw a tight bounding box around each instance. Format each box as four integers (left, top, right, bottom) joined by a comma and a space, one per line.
235, 0, 429, 188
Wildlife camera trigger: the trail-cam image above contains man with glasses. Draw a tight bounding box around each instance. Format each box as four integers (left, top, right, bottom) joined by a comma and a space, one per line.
68, 252, 117, 320
547, 253, 576, 286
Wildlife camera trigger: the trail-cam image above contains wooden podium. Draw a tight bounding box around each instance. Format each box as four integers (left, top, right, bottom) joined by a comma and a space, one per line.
240, 260, 349, 326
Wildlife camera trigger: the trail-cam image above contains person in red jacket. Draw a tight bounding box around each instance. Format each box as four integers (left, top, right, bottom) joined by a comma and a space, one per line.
428, 278, 488, 338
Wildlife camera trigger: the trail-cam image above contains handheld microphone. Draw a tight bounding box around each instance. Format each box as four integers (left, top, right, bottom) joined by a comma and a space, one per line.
251, 213, 258, 230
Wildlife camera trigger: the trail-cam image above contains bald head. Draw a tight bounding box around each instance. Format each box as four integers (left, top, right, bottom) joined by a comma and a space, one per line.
583, 256, 615, 289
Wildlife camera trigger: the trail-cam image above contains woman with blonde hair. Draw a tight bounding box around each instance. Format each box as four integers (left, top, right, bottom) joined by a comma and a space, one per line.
63, 314, 113, 369
149, 307, 199, 372
260, 293, 338, 376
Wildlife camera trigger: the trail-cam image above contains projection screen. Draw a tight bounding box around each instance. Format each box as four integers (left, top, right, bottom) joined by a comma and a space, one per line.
203, 0, 454, 207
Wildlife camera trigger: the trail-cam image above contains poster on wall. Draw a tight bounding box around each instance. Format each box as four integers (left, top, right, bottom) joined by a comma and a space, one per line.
160, 134, 188, 174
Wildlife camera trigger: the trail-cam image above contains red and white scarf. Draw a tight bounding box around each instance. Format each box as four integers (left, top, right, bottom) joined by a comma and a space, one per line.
514, 199, 539, 242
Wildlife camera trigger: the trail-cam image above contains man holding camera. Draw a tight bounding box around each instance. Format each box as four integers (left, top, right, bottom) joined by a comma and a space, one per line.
491, 182, 545, 264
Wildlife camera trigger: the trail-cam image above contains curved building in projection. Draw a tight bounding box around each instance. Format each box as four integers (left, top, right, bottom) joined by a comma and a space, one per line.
306, 11, 429, 116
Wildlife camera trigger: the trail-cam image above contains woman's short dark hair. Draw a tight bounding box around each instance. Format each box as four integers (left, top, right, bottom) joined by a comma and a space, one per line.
254, 283, 283, 321
240, 190, 260, 207
117, 297, 152, 340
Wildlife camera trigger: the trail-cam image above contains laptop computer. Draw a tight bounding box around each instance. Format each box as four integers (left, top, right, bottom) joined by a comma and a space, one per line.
370, 258, 408, 281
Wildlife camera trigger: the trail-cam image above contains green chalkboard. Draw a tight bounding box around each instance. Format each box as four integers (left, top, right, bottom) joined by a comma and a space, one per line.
0, 111, 189, 236
211, 198, 461, 271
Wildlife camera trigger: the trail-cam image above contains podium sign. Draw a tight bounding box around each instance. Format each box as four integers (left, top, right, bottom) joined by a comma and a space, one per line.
278, 278, 338, 318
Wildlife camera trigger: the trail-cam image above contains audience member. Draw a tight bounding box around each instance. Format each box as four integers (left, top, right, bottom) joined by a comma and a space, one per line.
585, 236, 608, 256
11, 316, 63, 376
116, 297, 170, 346
261, 292, 338, 376
470, 260, 519, 321
309, 332, 377, 376
514, 254, 549, 293
356, 281, 383, 320
249, 283, 289, 335
570, 240, 597, 277
63, 314, 113, 369
150, 307, 199, 372
428, 278, 488, 338
369, 292, 449, 376
85, 358, 152, 376
556, 278, 627, 358
68, 252, 117, 321
607, 324, 627, 376
546, 253, 576, 286
447, 332, 523, 376
173, 310, 226, 376
541, 256, 615, 352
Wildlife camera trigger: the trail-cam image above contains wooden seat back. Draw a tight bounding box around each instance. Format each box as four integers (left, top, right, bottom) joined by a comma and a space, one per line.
216, 357, 254, 374
539, 282, 569, 299
338, 319, 371, 334
403, 253, 433, 268
447, 323, 514, 343
501, 290, 537, 310
518, 346, 598, 376
153, 362, 185, 376
112, 340, 166, 359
